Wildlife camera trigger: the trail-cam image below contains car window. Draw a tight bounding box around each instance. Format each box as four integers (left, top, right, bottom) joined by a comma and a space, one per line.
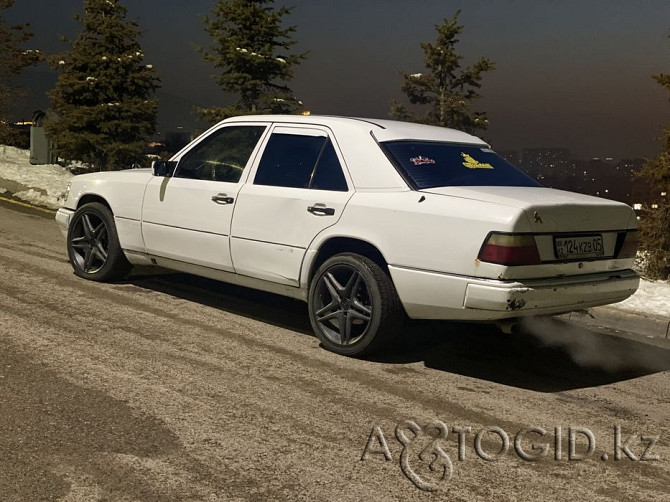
175, 126, 266, 182
310, 140, 348, 191
381, 141, 541, 189
254, 133, 348, 191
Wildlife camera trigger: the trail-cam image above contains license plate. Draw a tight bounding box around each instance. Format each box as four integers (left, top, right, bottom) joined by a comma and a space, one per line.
554, 235, 605, 260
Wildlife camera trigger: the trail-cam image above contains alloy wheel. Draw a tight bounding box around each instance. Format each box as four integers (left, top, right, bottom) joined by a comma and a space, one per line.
312, 264, 373, 346
69, 212, 109, 274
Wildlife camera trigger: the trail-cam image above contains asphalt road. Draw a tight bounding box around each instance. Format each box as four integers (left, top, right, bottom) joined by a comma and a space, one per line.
1, 201, 669, 501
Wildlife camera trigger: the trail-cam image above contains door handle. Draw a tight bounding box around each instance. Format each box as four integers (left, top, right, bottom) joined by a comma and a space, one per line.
307, 204, 335, 216
211, 193, 234, 204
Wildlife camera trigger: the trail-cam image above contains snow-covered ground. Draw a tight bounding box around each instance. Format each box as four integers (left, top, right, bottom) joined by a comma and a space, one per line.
0, 144, 668, 319
609, 279, 670, 318
0, 145, 73, 209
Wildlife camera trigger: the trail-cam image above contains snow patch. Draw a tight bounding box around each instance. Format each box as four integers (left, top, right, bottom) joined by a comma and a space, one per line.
14, 189, 53, 208
0, 146, 73, 209
610, 279, 670, 318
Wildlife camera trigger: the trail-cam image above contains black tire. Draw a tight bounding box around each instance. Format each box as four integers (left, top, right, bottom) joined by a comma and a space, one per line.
308, 253, 404, 356
66, 202, 132, 282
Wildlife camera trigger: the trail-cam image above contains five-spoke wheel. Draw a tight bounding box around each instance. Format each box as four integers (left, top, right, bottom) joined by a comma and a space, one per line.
67, 202, 132, 281
308, 253, 403, 356
69, 210, 109, 274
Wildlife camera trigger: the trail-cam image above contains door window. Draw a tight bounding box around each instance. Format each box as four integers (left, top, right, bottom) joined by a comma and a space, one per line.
175, 126, 266, 182
254, 132, 348, 191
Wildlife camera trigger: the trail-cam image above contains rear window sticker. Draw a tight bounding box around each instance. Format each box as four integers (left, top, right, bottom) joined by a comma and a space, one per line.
461, 152, 493, 169
410, 156, 436, 166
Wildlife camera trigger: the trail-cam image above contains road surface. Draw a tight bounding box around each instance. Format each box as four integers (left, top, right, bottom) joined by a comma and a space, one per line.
0, 200, 669, 501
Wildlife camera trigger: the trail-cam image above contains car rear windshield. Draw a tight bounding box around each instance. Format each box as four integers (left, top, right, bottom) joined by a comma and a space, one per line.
380, 141, 541, 189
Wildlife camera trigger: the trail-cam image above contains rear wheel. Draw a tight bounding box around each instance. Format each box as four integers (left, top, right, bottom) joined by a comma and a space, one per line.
67, 202, 132, 282
308, 253, 404, 356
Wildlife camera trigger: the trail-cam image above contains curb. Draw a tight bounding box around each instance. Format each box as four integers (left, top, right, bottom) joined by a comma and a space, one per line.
0, 194, 57, 215
562, 307, 670, 339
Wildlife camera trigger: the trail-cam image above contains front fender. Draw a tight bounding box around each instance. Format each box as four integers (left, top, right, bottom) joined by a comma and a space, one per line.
65, 170, 153, 220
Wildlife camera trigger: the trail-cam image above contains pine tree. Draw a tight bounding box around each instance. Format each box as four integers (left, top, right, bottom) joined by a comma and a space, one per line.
0, 0, 41, 143
638, 66, 670, 279
197, 0, 306, 124
46, 0, 159, 171
390, 11, 495, 134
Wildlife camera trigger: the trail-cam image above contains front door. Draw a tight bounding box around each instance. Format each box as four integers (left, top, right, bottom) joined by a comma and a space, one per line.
142, 123, 268, 271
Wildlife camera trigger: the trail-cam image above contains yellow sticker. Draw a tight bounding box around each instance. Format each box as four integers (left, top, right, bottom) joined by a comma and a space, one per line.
461, 152, 493, 169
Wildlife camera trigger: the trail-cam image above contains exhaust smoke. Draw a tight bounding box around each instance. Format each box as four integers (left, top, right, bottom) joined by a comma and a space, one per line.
519, 315, 670, 373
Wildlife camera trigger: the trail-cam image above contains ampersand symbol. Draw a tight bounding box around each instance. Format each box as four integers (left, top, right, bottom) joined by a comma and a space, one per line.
395, 420, 453, 491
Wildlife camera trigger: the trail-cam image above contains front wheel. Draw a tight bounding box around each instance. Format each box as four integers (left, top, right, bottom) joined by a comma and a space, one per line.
308, 253, 404, 356
66, 202, 132, 282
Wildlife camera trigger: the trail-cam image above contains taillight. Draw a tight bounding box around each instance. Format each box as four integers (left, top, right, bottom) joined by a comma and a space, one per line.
616, 231, 638, 259
478, 233, 541, 266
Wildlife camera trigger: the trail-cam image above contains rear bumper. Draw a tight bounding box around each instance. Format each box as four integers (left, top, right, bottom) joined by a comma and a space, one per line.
55, 207, 74, 238
388, 265, 640, 321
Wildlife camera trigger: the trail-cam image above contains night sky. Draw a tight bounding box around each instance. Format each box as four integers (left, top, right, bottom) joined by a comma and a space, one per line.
7, 0, 670, 159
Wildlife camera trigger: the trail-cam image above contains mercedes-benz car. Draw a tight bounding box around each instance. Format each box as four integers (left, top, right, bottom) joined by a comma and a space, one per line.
55, 115, 639, 356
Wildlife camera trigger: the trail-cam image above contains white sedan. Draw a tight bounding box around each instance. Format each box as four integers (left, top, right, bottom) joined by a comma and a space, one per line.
56, 115, 639, 356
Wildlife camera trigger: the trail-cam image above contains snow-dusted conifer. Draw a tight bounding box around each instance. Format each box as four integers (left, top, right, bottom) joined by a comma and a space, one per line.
390, 11, 494, 134
197, 0, 306, 124
638, 51, 670, 279
47, 0, 159, 170
0, 0, 41, 144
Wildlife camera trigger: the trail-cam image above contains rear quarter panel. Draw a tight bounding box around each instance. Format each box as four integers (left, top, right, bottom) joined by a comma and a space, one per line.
312, 191, 528, 278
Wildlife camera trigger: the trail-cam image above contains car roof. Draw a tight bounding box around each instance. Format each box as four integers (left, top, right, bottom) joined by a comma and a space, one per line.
222, 114, 488, 146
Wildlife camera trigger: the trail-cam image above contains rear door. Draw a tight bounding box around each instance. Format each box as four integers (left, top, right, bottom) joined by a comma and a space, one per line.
230, 125, 353, 286
141, 123, 268, 271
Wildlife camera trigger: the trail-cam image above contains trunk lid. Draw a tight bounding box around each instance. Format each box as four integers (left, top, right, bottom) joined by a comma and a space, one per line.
420, 186, 635, 232
419, 186, 637, 279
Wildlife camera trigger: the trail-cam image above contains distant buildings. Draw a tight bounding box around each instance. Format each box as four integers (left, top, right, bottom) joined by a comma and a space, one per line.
520, 148, 572, 187
497, 150, 520, 165
496, 146, 657, 207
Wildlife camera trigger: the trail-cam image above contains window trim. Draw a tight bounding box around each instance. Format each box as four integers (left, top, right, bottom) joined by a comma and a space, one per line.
170, 122, 271, 185
249, 124, 352, 192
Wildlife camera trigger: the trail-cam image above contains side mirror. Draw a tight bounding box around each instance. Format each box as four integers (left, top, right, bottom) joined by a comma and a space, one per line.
152, 160, 177, 177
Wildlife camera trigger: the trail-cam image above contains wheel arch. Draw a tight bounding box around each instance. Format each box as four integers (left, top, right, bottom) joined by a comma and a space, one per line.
305, 236, 389, 288
77, 193, 113, 213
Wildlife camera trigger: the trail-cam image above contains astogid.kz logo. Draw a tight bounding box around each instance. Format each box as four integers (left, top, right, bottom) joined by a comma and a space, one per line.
361, 420, 660, 492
